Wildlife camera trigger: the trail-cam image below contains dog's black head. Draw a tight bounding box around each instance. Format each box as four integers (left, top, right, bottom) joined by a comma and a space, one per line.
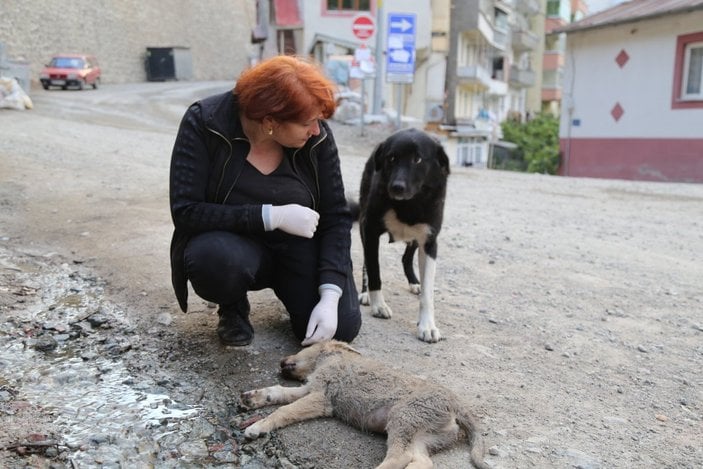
372, 128, 449, 201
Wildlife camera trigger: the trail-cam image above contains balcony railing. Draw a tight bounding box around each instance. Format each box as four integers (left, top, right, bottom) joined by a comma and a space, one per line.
509, 65, 536, 87
511, 27, 539, 51
514, 0, 540, 16
457, 64, 492, 88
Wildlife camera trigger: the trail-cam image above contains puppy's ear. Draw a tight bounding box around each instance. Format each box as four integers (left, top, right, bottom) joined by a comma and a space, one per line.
436, 143, 450, 176
372, 142, 386, 172
325, 339, 362, 356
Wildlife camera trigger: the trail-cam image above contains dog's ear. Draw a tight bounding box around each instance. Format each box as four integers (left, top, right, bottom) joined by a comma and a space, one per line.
325, 339, 362, 356
435, 143, 450, 176
371, 141, 386, 172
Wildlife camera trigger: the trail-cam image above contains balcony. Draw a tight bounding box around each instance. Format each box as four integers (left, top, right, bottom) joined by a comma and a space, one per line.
509, 65, 536, 87
457, 64, 508, 96
457, 64, 492, 89
477, 12, 508, 51
514, 0, 540, 16
511, 27, 539, 51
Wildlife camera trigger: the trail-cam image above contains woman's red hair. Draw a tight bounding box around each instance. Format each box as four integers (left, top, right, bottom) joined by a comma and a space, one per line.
234, 55, 337, 122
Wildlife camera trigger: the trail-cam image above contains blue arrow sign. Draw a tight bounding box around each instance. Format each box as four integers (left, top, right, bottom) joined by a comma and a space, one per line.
386, 12, 416, 84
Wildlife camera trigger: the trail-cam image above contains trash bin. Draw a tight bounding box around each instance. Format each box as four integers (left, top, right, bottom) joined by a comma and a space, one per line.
145, 47, 193, 81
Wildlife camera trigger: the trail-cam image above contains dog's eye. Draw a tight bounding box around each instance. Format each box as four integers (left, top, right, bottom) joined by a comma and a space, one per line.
389, 156, 395, 163
414, 157, 422, 164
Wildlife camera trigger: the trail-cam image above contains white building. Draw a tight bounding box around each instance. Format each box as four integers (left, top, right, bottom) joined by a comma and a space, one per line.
556, 0, 703, 182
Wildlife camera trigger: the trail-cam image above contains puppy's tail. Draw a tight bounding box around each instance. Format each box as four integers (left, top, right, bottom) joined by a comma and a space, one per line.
347, 199, 360, 222
456, 408, 490, 469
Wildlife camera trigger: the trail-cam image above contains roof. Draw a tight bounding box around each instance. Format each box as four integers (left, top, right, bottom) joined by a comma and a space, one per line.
555, 0, 703, 33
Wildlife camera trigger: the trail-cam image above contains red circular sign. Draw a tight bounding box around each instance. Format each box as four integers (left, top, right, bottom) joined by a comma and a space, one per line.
352, 15, 375, 41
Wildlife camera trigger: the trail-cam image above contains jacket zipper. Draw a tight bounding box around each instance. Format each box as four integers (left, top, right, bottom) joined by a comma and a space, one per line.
292, 132, 326, 210
207, 125, 248, 203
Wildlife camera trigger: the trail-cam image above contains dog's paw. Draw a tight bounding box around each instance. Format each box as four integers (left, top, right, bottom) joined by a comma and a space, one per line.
408, 283, 421, 295
243, 420, 268, 439
371, 303, 393, 319
358, 292, 370, 306
240, 389, 268, 409
417, 324, 441, 343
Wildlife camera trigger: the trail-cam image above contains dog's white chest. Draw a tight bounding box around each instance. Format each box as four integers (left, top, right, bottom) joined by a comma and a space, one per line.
383, 210, 432, 244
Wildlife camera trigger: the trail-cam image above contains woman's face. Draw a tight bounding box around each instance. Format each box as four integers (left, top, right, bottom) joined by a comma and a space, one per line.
273, 111, 322, 148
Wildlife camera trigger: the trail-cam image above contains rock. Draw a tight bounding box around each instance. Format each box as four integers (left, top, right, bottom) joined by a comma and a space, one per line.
34, 335, 58, 351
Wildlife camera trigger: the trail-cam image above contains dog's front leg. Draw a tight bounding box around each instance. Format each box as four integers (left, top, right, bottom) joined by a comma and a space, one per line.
417, 247, 440, 343
243, 391, 332, 439
240, 384, 310, 410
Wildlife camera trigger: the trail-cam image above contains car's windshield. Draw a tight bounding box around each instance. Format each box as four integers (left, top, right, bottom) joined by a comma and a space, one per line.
50, 57, 85, 69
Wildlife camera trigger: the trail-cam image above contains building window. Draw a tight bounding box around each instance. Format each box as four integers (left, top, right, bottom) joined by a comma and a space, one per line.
683, 42, 703, 98
546, 0, 560, 16
326, 0, 370, 11
672, 32, 703, 109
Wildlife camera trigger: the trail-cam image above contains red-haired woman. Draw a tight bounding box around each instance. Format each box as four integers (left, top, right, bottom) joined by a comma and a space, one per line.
169, 55, 361, 346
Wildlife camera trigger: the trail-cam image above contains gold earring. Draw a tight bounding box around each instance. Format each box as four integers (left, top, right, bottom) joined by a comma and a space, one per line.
268, 128, 273, 136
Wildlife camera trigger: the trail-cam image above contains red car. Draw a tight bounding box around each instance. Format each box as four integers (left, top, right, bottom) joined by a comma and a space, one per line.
40, 54, 101, 90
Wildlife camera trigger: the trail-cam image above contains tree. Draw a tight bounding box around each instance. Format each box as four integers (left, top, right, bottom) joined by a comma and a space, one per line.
500, 113, 560, 174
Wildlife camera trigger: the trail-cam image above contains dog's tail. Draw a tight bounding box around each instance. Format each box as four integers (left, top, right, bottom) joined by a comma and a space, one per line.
347, 199, 360, 222
456, 408, 490, 469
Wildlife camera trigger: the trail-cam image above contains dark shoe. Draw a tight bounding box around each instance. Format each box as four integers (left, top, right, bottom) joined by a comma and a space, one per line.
217, 298, 254, 346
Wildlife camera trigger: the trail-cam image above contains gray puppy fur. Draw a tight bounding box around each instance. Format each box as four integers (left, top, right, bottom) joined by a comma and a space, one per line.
241, 340, 489, 469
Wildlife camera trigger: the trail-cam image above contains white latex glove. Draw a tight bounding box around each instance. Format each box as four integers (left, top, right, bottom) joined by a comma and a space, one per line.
301, 286, 341, 346
262, 204, 319, 238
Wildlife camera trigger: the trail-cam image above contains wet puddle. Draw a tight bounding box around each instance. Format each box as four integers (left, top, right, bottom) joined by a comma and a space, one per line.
0, 250, 205, 467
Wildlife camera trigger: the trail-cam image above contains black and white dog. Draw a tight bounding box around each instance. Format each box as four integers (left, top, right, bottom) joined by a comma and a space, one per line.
355, 128, 450, 343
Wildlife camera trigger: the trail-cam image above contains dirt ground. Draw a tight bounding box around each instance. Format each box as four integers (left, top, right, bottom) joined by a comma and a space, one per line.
1, 81, 702, 468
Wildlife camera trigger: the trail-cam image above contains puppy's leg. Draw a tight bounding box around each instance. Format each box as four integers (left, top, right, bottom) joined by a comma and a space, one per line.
417, 247, 440, 342
240, 384, 310, 410
244, 391, 332, 439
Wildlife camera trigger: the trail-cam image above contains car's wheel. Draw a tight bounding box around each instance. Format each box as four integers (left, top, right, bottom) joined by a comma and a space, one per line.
61, 85, 68, 90
92, 77, 100, 90
42, 83, 49, 90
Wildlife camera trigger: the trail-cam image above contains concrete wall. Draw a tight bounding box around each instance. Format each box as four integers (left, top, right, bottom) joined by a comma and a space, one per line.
559, 10, 703, 182
0, 0, 257, 87
560, 11, 703, 139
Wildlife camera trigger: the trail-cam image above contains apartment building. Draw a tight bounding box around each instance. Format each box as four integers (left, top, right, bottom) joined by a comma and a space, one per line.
439, 0, 542, 166
542, 0, 588, 114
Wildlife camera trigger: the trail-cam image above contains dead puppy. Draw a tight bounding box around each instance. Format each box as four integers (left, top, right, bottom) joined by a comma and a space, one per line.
356, 128, 450, 342
241, 340, 489, 469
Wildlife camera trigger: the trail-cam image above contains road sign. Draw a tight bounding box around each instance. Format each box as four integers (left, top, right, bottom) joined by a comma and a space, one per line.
386, 12, 416, 83
352, 14, 375, 41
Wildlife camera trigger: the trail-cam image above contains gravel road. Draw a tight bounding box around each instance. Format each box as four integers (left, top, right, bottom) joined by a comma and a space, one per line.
1, 81, 701, 468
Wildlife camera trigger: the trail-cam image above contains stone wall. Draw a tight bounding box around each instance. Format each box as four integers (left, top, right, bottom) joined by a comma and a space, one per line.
0, 0, 257, 86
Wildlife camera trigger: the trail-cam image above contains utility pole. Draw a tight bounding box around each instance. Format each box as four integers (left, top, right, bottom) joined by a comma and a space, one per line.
372, 0, 384, 114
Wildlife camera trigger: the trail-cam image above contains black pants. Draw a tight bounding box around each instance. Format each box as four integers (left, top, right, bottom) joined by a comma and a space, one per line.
184, 231, 361, 342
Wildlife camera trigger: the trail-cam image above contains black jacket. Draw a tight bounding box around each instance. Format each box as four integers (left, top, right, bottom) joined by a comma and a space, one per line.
169, 91, 352, 311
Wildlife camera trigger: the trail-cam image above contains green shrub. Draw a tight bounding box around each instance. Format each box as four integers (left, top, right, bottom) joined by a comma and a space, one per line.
500, 113, 560, 174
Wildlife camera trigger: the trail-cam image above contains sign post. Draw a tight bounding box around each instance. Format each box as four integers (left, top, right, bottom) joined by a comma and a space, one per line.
386, 12, 416, 129
351, 45, 376, 136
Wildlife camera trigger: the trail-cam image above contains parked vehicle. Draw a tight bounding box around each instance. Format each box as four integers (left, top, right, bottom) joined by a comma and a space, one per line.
39, 54, 101, 90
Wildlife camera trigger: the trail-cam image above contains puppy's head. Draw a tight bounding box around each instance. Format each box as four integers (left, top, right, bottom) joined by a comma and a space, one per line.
280, 340, 360, 380
373, 128, 449, 200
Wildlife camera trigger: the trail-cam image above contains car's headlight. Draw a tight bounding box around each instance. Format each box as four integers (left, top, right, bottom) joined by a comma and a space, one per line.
40, 73, 49, 79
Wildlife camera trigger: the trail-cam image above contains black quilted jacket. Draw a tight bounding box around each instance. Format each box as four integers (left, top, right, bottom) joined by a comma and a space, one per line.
169, 90, 352, 311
